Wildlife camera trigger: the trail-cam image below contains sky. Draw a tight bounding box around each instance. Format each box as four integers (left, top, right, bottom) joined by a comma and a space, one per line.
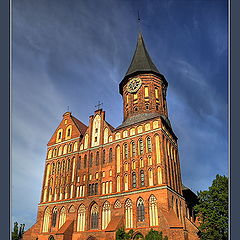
12, 0, 228, 229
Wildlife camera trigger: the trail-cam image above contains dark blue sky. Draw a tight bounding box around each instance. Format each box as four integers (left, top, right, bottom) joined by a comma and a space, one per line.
12, 0, 228, 228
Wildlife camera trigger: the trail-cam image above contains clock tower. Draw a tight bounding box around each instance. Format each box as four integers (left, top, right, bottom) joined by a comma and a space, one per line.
119, 33, 170, 127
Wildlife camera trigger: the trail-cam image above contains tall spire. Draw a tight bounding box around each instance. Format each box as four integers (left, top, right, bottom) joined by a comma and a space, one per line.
125, 32, 160, 77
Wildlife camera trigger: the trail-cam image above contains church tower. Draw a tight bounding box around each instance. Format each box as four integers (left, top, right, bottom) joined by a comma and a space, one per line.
23, 32, 199, 240
120, 33, 169, 122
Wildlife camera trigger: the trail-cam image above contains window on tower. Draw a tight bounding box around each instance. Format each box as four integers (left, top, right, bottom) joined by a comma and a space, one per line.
138, 139, 144, 155
84, 155, 87, 168
131, 142, 136, 157
96, 151, 99, 165
109, 148, 113, 162
137, 198, 145, 221
132, 172, 137, 188
90, 204, 99, 229
102, 150, 105, 164
90, 153, 93, 167
52, 207, 58, 227
140, 170, 145, 186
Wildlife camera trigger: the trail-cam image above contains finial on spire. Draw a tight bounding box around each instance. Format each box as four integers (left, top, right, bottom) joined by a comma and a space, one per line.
137, 11, 142, 32
95, 101, 103, 110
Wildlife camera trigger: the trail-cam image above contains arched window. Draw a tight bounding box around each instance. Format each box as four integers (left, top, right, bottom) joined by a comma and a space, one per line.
96, 151, 99, 165
155, 135, 161, 164
124, 174, 129, 191
149, 195, 158, 226
84, 134, 89, 149
117, 175, 121, 192
67, 159, 71, 171
116, 145, 121, 173
48, 149, 52, 159
57, 162, 61, 174
89, 153, 93, 167
140, 158, 144, 168
90, 203, 99, 229
137, 198, 145, 222
52, 207, 57, 227
77, 204, 86, 231
42, 207, 50, 232
157, 166, 162, 184
102, 150, 105, 164
132, 160, 136, 170
123, 143, 128, 159
109, 148, 113, 162
58, 146, 62, 156
51, 163, 55, 175
146, 137, 152, 152
124, 162, 128, 171
58, 131, 62, 140
148, 168, 153, 186
59, 207, 66, 228
68, 143, 72, 153
103, 128, 109, 144
56, 129, 63, 143
63, 145, 68, 154
131, 142, 136, 157
138, 139, 144, 155
132, 172, 137, 188
176, 199, 179, 218
61, 160, 65, 173
73, 142, 78, 151
77, 156, 81, 170
148, 156, 152, 165
84, 155, 87, 168
102, 201, 111, 229
140, 170, 145, 187
125, 199, 133, 228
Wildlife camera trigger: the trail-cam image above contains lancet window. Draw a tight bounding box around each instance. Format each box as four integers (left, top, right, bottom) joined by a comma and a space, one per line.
149, 195, 158, 226
102, 201, 111, 229
90, 203, 99, 229
77, 204, 86, 231
137, 198, 145, 222
125, 199, 133, 228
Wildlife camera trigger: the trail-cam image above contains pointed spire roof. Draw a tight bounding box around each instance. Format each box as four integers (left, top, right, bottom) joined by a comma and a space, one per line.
125, 32, 160, 77
119, 32, 167, 95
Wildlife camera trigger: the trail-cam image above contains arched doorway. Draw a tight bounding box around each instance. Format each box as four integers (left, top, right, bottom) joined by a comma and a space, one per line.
49, 236, 55, 240
87, 236, 96, 240
133, 232, 144, 240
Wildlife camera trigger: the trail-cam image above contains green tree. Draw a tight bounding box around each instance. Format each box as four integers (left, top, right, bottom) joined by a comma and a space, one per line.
194, 174, 228, 240
145, 229, 168, 240
116, 228, 134, 240
12, 222, 19, 240
12, 222, 25, 240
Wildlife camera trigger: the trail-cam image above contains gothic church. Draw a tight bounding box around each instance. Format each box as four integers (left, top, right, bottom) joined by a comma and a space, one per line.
23, 32, 199, 240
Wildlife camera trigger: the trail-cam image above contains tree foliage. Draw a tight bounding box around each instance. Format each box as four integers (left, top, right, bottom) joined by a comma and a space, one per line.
116, 228, 168, 240
145, 229, 168, 240
194, 174, 228, 240
116, 227, 134, 240
12, 222, 25, 240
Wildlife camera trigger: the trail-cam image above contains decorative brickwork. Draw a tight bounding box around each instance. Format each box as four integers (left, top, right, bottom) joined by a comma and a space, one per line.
23, 32, 199, 240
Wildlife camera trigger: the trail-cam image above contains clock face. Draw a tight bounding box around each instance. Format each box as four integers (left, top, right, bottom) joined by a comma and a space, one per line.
127, 77, 142, 93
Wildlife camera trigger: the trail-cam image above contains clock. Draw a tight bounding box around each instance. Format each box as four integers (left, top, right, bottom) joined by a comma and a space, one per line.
127, 77, 142, 93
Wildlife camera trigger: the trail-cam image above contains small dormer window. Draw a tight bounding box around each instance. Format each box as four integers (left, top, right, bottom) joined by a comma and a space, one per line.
58, 132, 62, 140
67, 128, 71, 137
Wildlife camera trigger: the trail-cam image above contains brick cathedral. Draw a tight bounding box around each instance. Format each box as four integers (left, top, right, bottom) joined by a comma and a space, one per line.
23, 33, 199, 240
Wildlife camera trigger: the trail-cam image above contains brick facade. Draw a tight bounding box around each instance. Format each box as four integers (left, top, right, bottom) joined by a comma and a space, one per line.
23, 33, 199, 240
